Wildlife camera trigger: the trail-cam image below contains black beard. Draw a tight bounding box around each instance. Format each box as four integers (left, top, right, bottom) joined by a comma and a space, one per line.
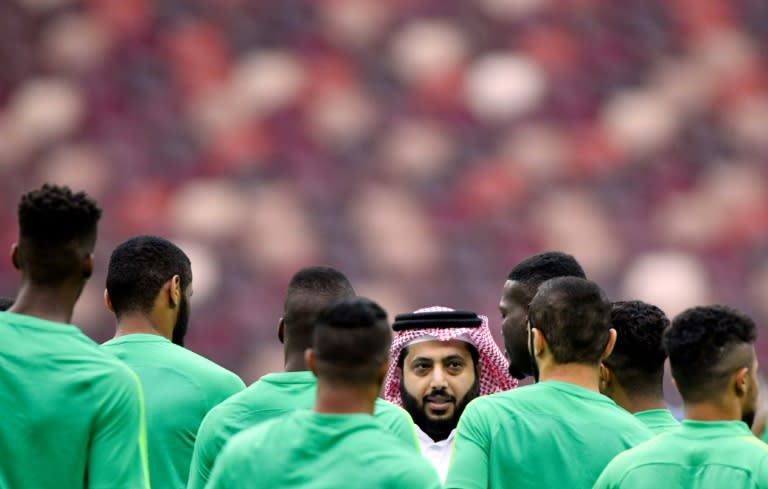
400, 377, 480, 442
171, 294, 190, 347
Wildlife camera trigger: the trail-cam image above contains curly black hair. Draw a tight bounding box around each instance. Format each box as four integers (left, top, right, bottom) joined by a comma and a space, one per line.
17, 184, 101, 285
604, 301, 670, 391
529, 277, 611, 365
664, 305, 756, 402
106, 235, 192, 317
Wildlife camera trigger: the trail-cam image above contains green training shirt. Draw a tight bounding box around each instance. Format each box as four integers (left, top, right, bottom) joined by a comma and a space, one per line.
445, 381, 653, 489
102, 334, 244, 489
0, 311, 150, 489
634, 408, 680, 435
188, 370, 418, 489
206, 410, 441, 489
594, 420, 768, 488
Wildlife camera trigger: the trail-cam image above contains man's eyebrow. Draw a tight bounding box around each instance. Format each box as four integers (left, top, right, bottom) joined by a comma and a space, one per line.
410, 356, 435, 363
442, 354, 467, 363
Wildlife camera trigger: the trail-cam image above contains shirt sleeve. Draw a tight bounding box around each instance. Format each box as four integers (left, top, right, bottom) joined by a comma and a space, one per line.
444, 401, 490, 489
87, 368, 150, 489
187, 412, 219, 489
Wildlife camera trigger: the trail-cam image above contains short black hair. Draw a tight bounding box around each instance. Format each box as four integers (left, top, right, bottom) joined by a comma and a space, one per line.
604, 301, 670, 394
17, 184, 101, 285
0, 297, 14, 311
507, 252, 586, 294
664, 305, 757, 403
313, 297, 391, 385
529, 277, 611, 365
283, 266, 355, 348
106, 235, 192, 317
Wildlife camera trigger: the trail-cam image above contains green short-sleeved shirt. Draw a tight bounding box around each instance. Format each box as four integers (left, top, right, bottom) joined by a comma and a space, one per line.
594, 420, 768, 488
102, 334, 244, 489
0, 312, 150, 489
188, 371, 418, 489
445, 381, 653, 489
206, 410, 441, 489
634, 408, 680, 435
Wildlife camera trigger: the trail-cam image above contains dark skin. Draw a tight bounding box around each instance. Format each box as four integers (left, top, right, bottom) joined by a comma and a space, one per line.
499, 279, 534, 380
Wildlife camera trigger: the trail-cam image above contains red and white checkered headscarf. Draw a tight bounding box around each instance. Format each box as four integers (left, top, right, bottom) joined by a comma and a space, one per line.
383, 306, 517, 406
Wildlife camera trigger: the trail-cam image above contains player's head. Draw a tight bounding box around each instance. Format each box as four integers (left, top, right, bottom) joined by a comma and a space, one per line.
106, 235, 192, 346
600, 301, 670, 406
500, 252, 586, 379
528, 277, 614, 372
13, 184, 101, 289
0, 297, 14, 311
664, 305, 758, 426
280, 266, 355, 356
308, 297, 392, 389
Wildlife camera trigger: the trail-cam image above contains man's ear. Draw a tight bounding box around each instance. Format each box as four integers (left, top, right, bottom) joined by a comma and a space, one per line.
599, 362, 613, 393
305, 349, 317, 376
377, 359, 390, 385
168, 275, 182, 308
277, 318, 285, 344
82, 253, 94, 279
734, 367, 750, 397
532, 328, 545, 357
104, 289, 115, 313
601, 329, 617, 360
10, 244, 19, 270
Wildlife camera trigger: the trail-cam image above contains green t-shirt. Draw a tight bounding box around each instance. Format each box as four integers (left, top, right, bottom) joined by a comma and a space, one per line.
188, 371, 418, 489
207, 410, 441, 489
445, 381, 653, 489
594, 420, 768, 488
0, 311, 150, 489
634, 408, 680, 435
102, 334, 245, 489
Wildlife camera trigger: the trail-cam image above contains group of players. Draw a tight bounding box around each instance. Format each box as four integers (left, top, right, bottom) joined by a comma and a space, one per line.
1, 182, 766, 489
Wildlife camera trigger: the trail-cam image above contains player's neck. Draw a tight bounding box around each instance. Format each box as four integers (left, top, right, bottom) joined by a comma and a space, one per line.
612, 385, 667, 413
9, 282, 80, 324
684, 400, 742, 423
284, 351, 308, 372
114, 314, 170, 341
538, 362, 601, 392
314, 381, 377, 415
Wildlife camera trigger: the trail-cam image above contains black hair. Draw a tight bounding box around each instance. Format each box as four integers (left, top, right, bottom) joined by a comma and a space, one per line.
106, 235, 191, 317
664, 305, 757, 403
282, 266, 355, 349
528, 277, 611, 365
0, 297, 14, 311
17, 184, 102, 285
313, 297, 391, 385
507, 252, 586, 295
604, 301, 670, 394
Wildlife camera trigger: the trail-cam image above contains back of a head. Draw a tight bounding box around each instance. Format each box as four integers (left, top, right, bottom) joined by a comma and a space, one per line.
313, 297, 392, 386
283, 266, 355, 346
17, 184, 102, 285
605, 301, 670, 394
106, 235, 191, 317
664, 305, 756, 403
507, 251, 586, 293
529, 277, 611, 365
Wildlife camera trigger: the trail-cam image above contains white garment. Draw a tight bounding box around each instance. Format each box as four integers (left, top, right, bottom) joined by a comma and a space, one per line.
415, 424, 456, 482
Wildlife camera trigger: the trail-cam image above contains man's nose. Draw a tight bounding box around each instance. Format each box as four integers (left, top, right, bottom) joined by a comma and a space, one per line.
429, 365, 448, 389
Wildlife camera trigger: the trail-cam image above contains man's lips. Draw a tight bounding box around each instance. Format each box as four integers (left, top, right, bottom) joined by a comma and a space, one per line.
424, 396, 455, 411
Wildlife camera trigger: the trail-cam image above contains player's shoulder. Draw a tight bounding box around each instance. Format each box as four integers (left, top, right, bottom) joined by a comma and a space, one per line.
373, 397, 410, 419
172, 345, 243, 385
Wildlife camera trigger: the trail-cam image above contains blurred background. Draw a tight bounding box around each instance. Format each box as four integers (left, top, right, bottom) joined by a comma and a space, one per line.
0, 0, 767, 387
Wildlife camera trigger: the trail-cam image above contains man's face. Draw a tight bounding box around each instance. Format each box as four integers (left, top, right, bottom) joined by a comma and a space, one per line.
400, 340, 479, 438
499, 280, 533, 379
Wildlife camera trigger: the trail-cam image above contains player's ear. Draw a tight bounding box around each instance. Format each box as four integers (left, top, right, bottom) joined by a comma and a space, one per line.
531, 328, 545, 356
305, 349, 317, 375
104, 289, 115, 313
277, 318, 285, 344
377, 359, 390, 385
601, 329, 617, 360
82, 253, 94, 279
168, 275, 181, 308
10, 244, 19, 270
599, 362, 612, 392
734, 367, 750, 398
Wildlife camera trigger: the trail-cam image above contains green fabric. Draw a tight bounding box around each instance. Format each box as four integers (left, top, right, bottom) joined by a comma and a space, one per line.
102, 334, 244, 489
0, 311, 150, 489
445, 381, 653, 489
634, 408, 680, 435
188, 371, 418, 489
206, 410, 441, 489
594, 420, 768, 489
